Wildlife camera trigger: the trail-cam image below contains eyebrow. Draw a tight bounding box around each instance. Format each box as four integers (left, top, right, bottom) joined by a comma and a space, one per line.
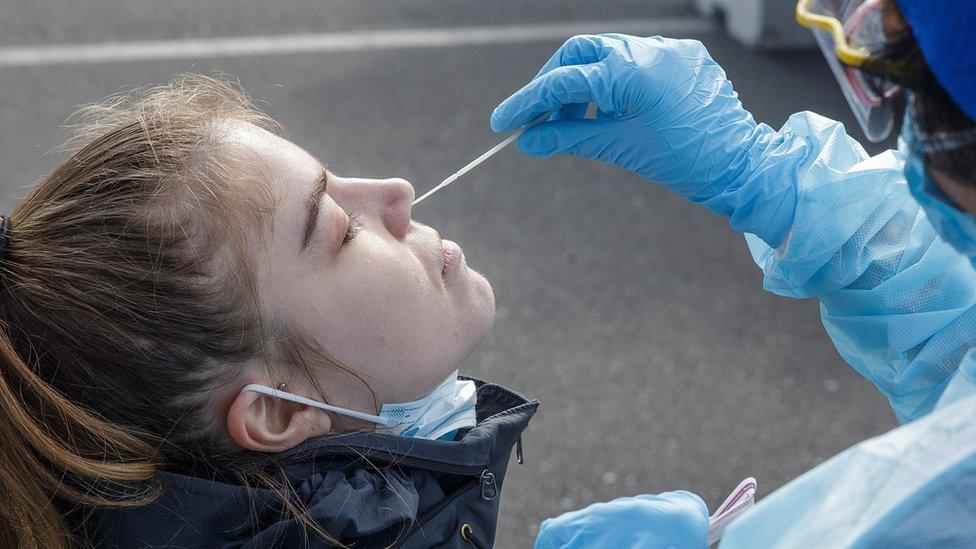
301, 166, 329, 252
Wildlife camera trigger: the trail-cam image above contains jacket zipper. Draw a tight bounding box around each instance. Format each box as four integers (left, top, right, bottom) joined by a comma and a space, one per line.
406, 475, 481, 541
286, 446, 487, 476
415, 477, 478, 524
406, 466, 497, 541
479, 469, 497, 501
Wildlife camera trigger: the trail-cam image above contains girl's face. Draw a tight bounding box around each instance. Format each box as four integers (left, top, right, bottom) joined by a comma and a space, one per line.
229, 123, 494, 407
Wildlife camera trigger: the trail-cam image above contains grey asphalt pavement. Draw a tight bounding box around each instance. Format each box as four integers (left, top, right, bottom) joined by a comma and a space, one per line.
0, 2, 900, 547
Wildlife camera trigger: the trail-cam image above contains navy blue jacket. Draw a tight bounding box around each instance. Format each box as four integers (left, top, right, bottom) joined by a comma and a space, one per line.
85, 378, 537, 548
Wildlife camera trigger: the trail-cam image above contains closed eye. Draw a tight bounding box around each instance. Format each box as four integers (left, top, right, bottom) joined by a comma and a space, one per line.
343, 211, 363, 244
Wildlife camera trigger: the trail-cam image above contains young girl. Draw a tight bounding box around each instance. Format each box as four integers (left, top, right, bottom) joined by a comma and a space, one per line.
0, 75, 536, 548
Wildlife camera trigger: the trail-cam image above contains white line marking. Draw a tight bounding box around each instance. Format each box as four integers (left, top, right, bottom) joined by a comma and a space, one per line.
0, 18, 713, 67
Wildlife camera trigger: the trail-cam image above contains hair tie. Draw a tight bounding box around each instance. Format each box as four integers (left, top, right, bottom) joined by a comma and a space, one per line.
0, 215, 11, 261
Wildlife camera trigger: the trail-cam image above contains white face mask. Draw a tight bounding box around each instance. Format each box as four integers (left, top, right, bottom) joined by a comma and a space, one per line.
241, 370, 477, 441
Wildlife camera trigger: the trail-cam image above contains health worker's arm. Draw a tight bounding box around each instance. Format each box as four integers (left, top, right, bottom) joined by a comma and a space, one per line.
532, 357, 976, 548
491, 34, 976, 423
746, 112, 976, 423
719, 357, 976, 547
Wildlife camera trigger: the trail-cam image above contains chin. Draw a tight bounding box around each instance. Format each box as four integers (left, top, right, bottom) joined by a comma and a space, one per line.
469, 269, 495, 329
454, 269, 495, 358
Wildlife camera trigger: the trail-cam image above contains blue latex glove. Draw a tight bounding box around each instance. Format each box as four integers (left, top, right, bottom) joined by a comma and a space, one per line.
534, 490, 709, 549
490, 34, 811, 248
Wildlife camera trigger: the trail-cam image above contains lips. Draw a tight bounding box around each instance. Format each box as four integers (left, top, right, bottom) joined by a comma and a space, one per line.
441, 239, 462, 279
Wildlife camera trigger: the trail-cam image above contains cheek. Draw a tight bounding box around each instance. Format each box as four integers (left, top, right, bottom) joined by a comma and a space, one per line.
309, 246, 451, 367
281, 238, 493, 400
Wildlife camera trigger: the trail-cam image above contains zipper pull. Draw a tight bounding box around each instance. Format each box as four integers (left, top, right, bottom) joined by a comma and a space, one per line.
516, 436, 524, 465
480, 469, 497, 501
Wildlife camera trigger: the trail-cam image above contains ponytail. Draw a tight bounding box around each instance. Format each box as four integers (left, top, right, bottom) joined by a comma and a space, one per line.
0, 74, 345, 547
0, 327, 159, 548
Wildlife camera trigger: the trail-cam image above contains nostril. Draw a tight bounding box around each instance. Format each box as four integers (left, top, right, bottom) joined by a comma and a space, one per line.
385, 199, 412, 239
390, 210, 411, 239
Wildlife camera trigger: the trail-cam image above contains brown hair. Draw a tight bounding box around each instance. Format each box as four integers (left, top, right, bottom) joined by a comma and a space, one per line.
0, 74, 353, 547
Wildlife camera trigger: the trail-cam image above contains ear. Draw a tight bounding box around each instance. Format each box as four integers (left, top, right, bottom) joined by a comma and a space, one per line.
226, 388, 332, 452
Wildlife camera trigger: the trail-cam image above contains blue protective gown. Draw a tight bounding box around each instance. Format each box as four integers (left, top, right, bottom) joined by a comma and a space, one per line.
720, 111, 976, 547
491, 27, 976, 544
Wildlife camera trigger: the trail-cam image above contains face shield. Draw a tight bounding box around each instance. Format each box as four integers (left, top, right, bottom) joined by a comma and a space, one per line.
796, 0, 906, 142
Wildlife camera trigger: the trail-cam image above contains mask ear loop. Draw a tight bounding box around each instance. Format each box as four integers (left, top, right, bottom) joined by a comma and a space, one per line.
241, 384, 392, 427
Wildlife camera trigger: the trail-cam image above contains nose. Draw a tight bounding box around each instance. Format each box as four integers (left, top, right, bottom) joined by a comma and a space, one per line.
373, 178, 414, 239
333, 176, 415, 239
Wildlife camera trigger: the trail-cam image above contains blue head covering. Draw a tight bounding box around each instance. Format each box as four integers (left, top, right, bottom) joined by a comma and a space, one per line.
896, 0, 976, 121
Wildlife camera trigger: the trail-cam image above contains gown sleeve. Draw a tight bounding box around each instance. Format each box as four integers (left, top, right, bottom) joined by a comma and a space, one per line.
744, 111, 976, 423
719, 353, 976, 548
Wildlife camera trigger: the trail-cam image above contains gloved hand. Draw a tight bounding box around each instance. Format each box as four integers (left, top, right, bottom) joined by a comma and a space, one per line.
534, 490, 709, 549
490, 34, 811, 248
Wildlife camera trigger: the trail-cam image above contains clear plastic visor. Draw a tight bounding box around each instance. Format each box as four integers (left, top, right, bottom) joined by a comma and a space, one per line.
800, 0, 903, 141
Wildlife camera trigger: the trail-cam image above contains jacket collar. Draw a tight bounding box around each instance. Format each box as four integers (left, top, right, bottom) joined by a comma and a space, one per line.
85, 377, 538, 548
276, 376, 536, 473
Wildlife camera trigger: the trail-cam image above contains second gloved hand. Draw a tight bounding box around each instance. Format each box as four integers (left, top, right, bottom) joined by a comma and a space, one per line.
534, 491, 709, 549
491, 34, 810, 247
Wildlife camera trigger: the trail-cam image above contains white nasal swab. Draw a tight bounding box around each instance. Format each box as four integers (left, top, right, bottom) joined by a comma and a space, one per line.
413, 129, 526, 206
